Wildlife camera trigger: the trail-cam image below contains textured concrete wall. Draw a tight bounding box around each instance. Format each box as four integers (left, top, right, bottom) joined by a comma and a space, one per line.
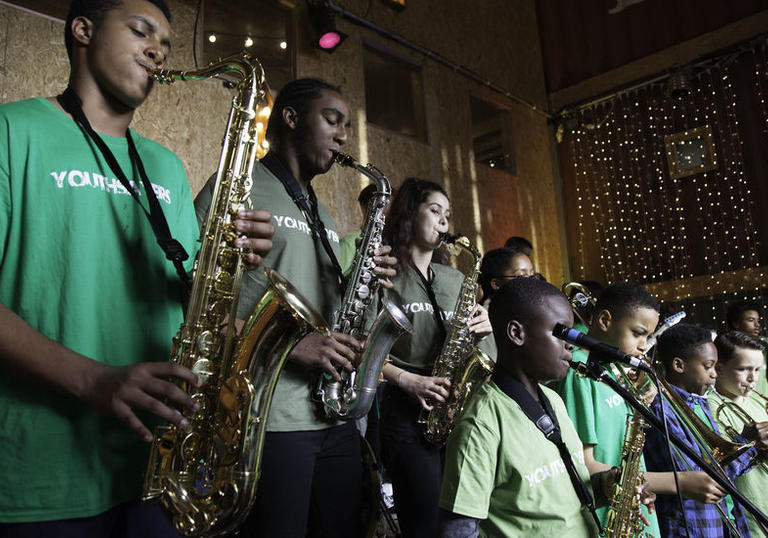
0, 0, 567, 283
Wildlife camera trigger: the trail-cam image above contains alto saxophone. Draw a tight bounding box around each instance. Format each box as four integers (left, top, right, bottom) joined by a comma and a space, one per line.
314, 152, 413, 420
419, 233, 495, 444
142, 53, 330, 537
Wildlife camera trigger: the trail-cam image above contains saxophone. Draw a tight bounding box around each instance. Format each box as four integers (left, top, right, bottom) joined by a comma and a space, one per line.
419, 233, 495, 444
142, 53, 330, 537
314, 152, 414, 420
604, 413, 649, 538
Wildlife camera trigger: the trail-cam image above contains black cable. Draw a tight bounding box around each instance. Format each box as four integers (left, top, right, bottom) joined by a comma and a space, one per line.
192, 0, 203, 68
651, 369, 692, 538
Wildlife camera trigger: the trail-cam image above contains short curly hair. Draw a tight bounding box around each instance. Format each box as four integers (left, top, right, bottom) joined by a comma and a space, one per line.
65, 0, 172, 61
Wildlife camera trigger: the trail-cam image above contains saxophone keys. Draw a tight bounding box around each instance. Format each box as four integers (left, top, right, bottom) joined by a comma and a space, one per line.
356, 284, 370, 300
192, 358, 214, 384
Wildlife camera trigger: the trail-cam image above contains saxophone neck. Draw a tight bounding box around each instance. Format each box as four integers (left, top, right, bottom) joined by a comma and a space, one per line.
333, 152, 391, 196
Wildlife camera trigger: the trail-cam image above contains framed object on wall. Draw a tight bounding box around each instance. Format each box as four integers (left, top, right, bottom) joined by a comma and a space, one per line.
664, 125, 717, 179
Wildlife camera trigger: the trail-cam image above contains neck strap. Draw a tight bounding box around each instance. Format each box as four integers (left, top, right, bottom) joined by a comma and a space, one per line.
261, 152, 344, 288
492, 368, 603, 533
411, 263, 447, 339
57, 87, 190, 289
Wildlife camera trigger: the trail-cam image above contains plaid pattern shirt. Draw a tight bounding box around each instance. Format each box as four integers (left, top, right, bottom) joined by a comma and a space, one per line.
643, 385, 757, 538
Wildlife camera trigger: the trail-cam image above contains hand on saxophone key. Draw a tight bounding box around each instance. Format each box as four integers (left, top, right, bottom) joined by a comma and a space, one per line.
234, 208, 274, 269
397, 371, 451, 411
467, 304, 492, 338
289, 331, 363, 380
80, 361, 202, 443
372, 244, 397, 289
638, 479, 657, 522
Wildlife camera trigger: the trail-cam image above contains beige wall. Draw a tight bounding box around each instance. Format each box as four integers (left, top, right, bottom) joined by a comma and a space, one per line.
0, 0, 567, 283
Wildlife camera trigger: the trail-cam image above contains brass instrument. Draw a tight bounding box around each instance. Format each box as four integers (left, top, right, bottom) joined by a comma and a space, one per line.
562, 282, 597, 327
419, 234, 495, 445
750, 389, 768, 415
605, 414, 650, 538
314, 153, 414, 420
711, 390, 767, 472
142, 53, 330, 536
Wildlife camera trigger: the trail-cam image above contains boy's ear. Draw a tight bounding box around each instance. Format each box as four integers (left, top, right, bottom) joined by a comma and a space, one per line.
70, 16, 94, 48
595, 309, 612, 332
490, 278, 502, 292
506, 320, 524, 346
282, 106, 298, 130
671, 356, 685, 374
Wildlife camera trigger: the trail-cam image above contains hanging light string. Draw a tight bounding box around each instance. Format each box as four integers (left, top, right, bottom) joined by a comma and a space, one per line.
567, 35, 768, 326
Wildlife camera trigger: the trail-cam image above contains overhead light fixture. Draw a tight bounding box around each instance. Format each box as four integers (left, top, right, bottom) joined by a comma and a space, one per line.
244, 37, 254, 48
280, 41, 288, 50
307, 0, 347, 53
208, 34, 216, 43
668, 67, 691, 99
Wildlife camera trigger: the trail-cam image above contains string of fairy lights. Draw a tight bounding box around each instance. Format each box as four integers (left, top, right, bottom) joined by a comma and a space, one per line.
567, 38, 768, 328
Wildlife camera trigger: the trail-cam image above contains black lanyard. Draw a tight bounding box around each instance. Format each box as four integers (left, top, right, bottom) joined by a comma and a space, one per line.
57, 87, 190, 289
411, 263, 447, 340
492, 368, 603, 534
261, 152, 344, 287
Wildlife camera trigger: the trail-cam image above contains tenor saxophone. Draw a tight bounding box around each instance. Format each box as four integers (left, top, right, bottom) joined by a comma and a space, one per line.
142, 53, 330, 537
314, 152, 413, 420
419, 234, 495, 444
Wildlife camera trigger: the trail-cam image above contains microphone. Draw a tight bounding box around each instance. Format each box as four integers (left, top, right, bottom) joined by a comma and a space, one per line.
553, 323, 654, 373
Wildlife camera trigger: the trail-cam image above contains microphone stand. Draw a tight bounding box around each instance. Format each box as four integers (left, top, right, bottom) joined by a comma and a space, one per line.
570, 358, 768, 530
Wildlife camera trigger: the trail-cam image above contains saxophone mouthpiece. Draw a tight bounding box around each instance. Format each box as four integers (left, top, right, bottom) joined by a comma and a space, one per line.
440, 232, 462, 246
333, 152, 356, 167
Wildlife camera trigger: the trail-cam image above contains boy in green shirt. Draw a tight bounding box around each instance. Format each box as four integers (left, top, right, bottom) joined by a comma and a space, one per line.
440, 277, 618, 537
710, 331, 768, 537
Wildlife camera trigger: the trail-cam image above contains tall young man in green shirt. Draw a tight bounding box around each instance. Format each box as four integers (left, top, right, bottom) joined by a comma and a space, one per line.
0, 1, 273, 535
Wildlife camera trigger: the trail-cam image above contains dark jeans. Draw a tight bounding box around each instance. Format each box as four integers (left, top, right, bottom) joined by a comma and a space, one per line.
380, 384, 445, 538
240, 421, 363, 538
0, 499, 180, 538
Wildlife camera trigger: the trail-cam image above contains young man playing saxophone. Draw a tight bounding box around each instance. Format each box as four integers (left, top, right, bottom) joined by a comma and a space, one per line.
195, 78, 397, 537
0, 1, 273, 536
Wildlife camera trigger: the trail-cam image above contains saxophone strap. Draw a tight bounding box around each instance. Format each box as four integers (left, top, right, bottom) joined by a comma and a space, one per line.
492, 368, 604, 534
411, 263, 447, 340
56, 87, 190, 289
262, 152, 344, 288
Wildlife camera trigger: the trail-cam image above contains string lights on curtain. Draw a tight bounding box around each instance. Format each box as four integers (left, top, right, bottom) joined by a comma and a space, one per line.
567, 38, 768, 327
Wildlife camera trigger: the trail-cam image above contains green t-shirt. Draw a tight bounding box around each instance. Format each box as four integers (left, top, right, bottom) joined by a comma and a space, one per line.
709, 392, 768, 538
195, 159, 342, 432
440, 381, 599, 537
338, 228, 361, 275
381, 263, 496, 371
555, 348, 661, 536
0, 98, 198, 522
